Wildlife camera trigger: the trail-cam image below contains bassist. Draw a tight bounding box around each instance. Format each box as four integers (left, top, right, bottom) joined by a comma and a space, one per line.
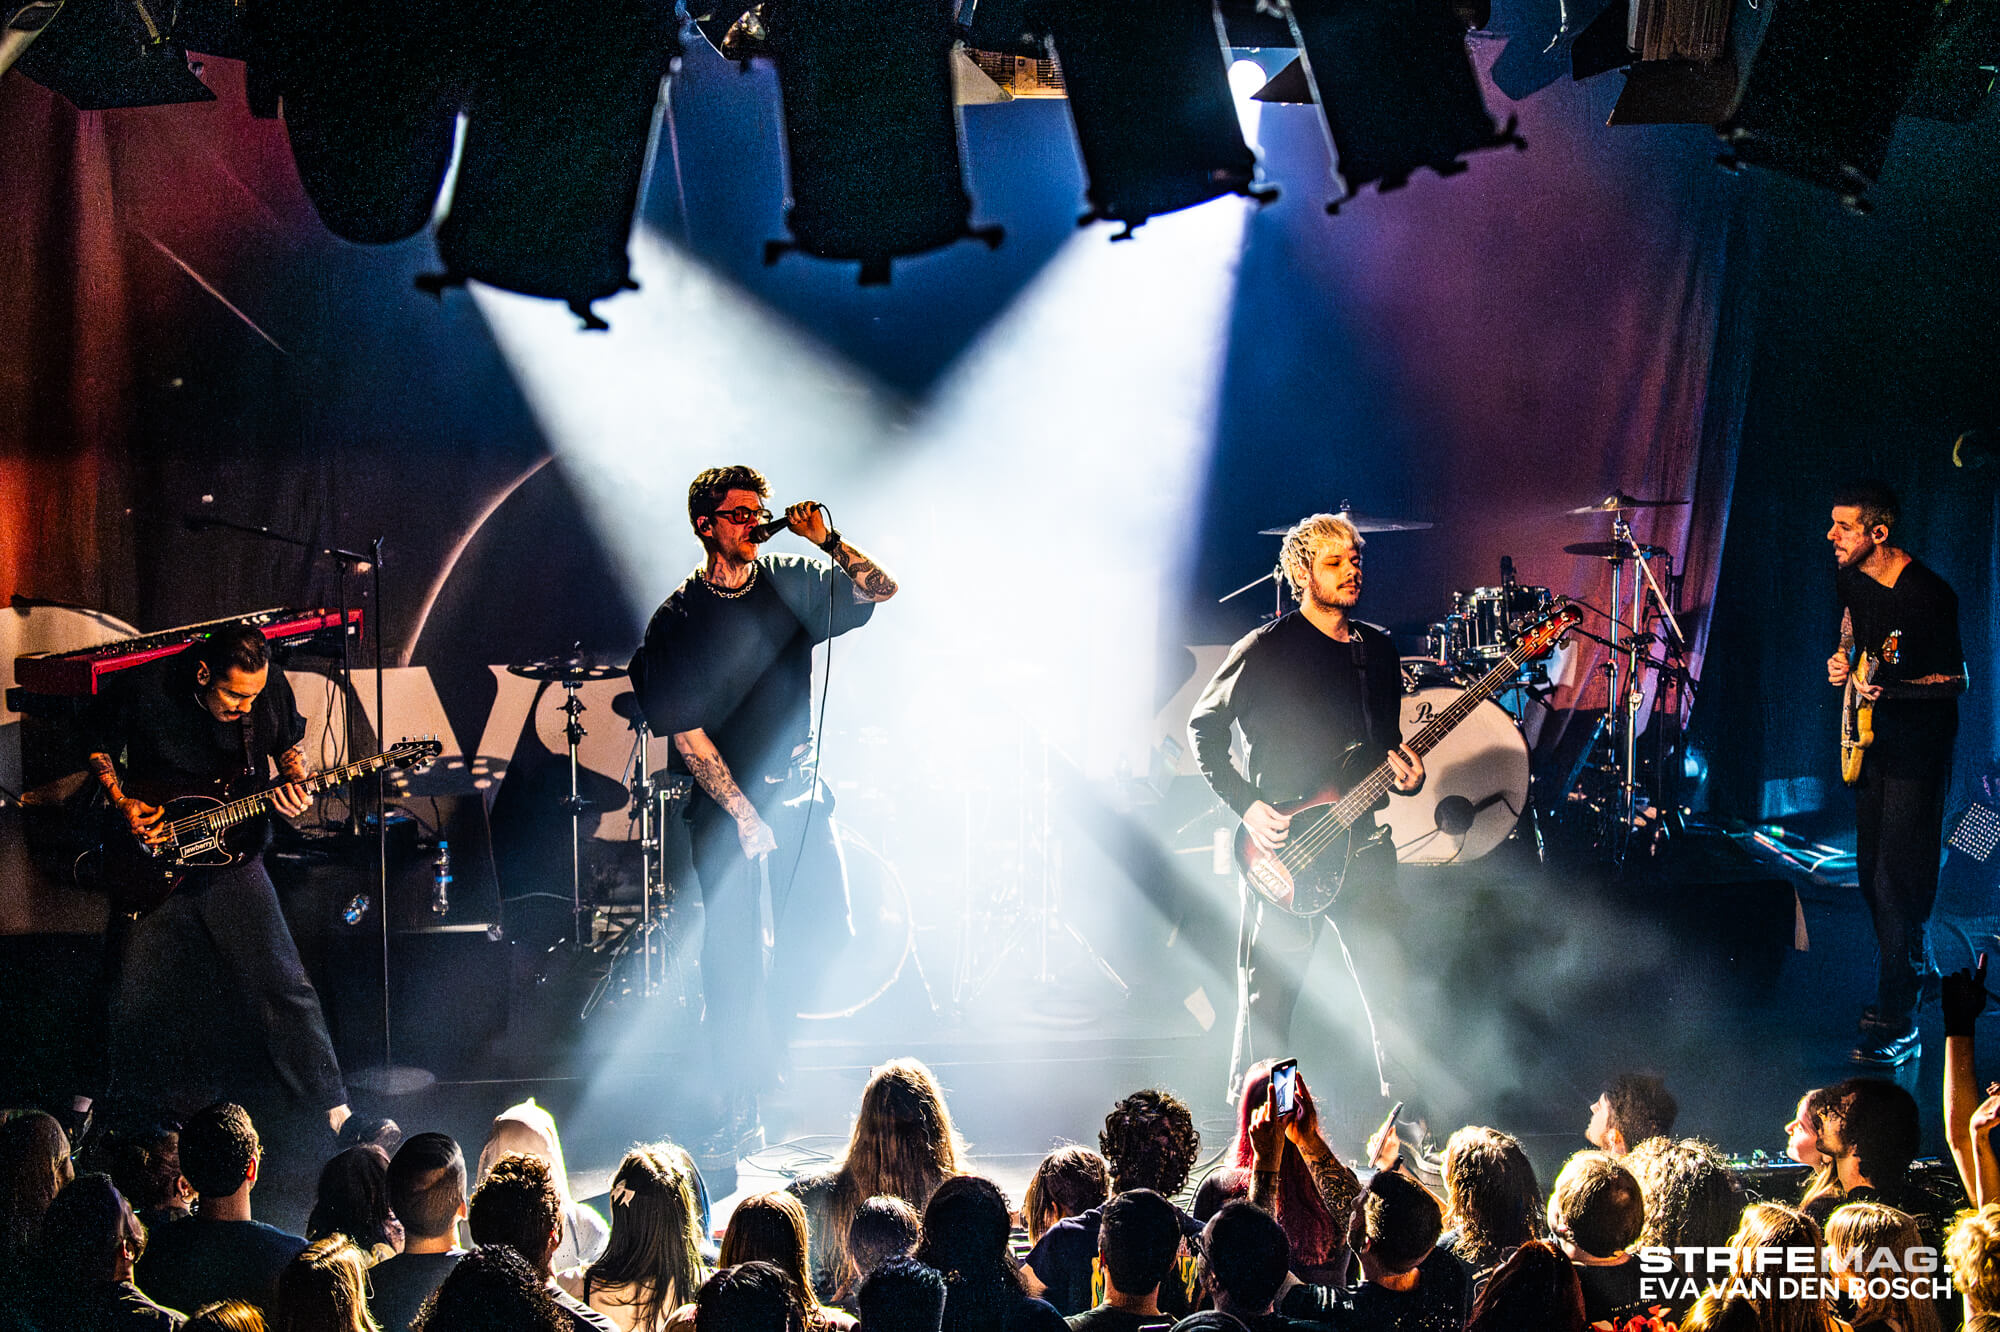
1189, 513, 1423, 1092
85, 622, 350, 1132
1825, 481, 1965, 1068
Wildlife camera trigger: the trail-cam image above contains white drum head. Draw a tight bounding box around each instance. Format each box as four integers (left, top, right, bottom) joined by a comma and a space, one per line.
1378, 687, 1530, 865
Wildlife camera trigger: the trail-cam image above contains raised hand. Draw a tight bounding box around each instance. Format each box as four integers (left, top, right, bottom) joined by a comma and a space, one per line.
1944, 956, 1990, 1038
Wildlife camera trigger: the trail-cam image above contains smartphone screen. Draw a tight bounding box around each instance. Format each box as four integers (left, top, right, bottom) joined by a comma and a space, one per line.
1271, 1059, 1298, 1118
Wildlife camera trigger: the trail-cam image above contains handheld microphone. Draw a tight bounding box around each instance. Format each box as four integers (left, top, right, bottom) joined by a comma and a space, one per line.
748, 516, 790, 542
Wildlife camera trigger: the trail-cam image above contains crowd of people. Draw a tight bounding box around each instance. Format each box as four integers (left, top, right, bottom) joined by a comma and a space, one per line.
11, 1016, 2000, 1332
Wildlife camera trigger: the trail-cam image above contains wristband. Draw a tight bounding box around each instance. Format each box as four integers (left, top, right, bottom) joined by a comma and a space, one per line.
818, 528, 843, 554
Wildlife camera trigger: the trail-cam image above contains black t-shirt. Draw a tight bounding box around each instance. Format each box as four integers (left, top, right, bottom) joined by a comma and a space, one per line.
366, 1250, 463, 1332
1280, 1247, 1470, 1331
1025, 1203, 1205, 1319
630, 555, 873, 805
1065, 1307, 1173, 1332
1188, 614, 1404, 817
1836, 558, 1961, 776
87, 649, 307, 794
1574, 1257, 1648, 1328
135, 1217, 307, 1316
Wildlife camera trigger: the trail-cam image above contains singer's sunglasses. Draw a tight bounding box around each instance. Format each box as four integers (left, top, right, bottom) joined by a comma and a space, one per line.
708, 506, 774, 525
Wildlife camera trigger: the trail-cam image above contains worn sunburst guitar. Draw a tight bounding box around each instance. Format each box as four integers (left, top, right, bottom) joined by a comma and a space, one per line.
1236, 604, 1581, 917
101, 738, 442, 918
1839, 630, 1900, 786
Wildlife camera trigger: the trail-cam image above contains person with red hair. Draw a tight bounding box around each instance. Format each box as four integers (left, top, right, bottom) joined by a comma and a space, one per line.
1194, 1061, 1356, 1284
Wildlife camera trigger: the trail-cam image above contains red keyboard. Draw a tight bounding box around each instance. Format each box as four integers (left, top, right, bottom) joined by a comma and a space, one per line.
13, 606, 364, 696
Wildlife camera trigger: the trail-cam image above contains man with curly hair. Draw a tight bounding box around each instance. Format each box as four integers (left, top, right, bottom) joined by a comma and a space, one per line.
1024, 1089, 1203, 1317
468, 1153, 616, 1332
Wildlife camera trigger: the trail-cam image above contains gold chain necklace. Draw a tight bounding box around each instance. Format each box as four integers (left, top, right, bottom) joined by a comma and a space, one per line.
699, 562, 759, 600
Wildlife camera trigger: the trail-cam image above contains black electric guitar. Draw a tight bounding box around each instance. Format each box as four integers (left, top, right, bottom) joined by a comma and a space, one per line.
100, 738, 442, 918
1235, 605, 1579, 916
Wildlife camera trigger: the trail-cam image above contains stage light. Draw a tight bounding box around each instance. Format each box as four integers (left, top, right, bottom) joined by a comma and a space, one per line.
11, 0, 214, 108
1229, 56, 1270, 144
1276, 0, 1525, 208
422, 0, 680, 329
1033, 0, 1275, 237
1716, 0, 1941, 210
759, 0, 1004, 285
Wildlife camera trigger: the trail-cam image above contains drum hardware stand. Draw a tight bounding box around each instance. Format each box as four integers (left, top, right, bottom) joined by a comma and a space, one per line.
953, 736, 1129, 1009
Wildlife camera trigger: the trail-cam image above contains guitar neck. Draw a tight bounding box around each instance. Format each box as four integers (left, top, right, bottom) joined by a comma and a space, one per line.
1330, 648, 1536, 827
178, 750, 411, 835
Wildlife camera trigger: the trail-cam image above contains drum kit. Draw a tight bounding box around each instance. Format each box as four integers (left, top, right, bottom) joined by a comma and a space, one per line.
1229, 494, 1698, 867
499, 653, 920, 1021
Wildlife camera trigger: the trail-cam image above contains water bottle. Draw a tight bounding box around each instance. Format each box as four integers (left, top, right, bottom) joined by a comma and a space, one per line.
432, 840, 452, 916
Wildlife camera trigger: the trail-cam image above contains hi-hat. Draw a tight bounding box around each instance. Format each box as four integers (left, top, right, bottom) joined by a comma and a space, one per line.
507, 658, 627, 683
1564, 540, 1667, 560
1261, 503, 1434, 535
1567, 492, 1689, 514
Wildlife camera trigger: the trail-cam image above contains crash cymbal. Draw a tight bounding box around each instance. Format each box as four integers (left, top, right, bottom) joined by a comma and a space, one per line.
507, 658, 628, 683
1260, 505, 1434, 535
1567, 492, 1689, 514
1564, 541, 1667, 560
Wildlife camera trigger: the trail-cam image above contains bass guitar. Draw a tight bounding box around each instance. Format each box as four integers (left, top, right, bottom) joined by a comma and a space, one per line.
1236, 604, 1580, 917
1840, 630, 1900, 786
101, 738, 442, 918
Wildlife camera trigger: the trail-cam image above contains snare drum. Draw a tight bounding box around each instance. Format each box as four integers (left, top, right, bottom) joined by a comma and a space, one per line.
1454, 585, 1556, 662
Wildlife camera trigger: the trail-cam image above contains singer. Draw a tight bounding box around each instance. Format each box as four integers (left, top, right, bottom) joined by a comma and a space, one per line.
1188, 512, 1422, 1097
628, 465, 897, 1160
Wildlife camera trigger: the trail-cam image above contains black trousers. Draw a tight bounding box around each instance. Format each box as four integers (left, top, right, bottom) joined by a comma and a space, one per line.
107, 855, 347, 1112
1231, 838, 1396, 1089
1855, 758, 1951, 1031
687, 783, 850, 1102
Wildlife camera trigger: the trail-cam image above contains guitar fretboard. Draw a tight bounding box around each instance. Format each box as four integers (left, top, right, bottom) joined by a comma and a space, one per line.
165, 748, 422, 840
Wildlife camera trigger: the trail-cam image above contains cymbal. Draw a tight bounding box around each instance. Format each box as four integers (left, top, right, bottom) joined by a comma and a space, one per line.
1564, 540, 1667, 560
1260, 507, 1434, 535
507, 658, 627, 683
1567, 492, 1689, 514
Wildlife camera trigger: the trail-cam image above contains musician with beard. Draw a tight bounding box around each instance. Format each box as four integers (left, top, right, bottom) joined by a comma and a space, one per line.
1189, 513, 1424, 1093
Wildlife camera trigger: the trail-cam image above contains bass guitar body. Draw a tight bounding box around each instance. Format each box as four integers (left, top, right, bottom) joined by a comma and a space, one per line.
1233, 781, 1393, 918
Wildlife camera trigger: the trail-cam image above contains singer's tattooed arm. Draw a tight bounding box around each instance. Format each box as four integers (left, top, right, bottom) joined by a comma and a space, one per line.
827, 541, 899, 603
673, 727, 777, 858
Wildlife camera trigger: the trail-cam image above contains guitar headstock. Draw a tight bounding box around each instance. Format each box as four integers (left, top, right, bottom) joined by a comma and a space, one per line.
1517, 603, 1584, 659
391, 736, 444, 769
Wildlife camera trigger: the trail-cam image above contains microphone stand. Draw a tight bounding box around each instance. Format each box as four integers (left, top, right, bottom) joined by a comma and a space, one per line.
182, 515, 430, 1096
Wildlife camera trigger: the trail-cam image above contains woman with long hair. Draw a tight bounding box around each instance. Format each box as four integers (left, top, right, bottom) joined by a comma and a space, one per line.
1439, 1126, 1546, 1281
558, 1144, 709, 1332
0, 1111, 73, 1267
274, 1236, 381, 1332
785, 1058, 965, 1300
1463, 1239, 1585, 1332
1020, 1147, 1108, 1247
1791, 1088, 1842, 1213
715, 1192, 854, 1332
475, 1098, 608, 1270
1191, 1061, 1341, 1283
1719, 1202, 1846, 1332
1826, 1202, 1941, 1332
914, 1176, 1064, 1332
307, 1146, 402, 1263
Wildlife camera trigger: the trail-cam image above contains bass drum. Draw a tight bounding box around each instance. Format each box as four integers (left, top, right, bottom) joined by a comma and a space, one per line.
793, 824, 915, 1021
1378, 688, 1529, 865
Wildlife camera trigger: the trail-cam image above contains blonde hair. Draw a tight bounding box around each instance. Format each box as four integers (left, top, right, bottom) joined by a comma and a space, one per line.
1718, 1202, 1841, 1332
274, 1236, 378, 1332
1826, 1202, 1940, 1332
1279, 514, 1364, 601
476, 1100, 573, 1204
1948, 1204, 2000, 1313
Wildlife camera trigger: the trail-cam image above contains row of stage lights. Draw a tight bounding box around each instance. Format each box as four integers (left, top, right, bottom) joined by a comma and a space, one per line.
4, 0, 1992, 327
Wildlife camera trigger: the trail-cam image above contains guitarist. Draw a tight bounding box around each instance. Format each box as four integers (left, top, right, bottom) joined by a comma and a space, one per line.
1189, 513, 1423, 1091
84, 622, 351, 1133
1825, 481, 1966, 1068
